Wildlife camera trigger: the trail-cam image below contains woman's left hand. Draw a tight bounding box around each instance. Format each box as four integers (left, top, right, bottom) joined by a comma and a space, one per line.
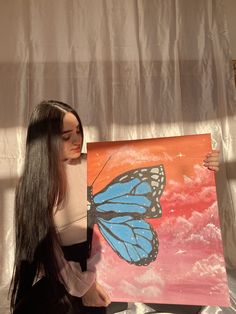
203, 150, 220, 172
82, 281, 111, 307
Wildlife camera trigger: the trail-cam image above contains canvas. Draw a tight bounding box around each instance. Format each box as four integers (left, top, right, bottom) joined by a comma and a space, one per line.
87, 134, 230, 306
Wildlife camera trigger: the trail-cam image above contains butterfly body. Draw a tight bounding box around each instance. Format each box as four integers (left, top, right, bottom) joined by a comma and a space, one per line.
88, 164, 166, 266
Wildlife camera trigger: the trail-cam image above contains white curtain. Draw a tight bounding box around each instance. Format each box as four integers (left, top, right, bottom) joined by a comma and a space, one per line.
0, 0, 235, 313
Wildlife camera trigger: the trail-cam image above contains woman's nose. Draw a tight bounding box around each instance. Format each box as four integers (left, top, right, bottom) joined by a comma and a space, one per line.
72, 132, 81, 144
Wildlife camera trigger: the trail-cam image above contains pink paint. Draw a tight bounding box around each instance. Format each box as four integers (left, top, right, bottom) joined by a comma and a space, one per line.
87, 135, 230, 306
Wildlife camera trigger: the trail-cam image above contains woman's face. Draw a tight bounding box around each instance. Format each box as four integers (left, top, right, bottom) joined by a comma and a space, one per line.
61, 112, 83, 161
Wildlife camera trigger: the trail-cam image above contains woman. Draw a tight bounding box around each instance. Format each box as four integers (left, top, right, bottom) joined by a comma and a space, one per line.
10, 100, 110, 314
10, 100, 220, 314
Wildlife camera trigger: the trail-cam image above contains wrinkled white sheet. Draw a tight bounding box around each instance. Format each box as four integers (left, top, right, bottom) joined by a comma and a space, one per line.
0, 1, 235, 313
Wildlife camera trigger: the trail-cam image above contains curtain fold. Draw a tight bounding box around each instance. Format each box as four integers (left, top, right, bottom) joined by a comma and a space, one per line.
0, 0, 235, 313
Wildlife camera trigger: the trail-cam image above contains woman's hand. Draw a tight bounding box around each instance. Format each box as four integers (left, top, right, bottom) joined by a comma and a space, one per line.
82, 281, 111, 307
203, 150, 220, 171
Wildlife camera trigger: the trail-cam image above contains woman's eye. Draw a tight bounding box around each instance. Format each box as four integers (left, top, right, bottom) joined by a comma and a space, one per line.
62, 134, 70, 141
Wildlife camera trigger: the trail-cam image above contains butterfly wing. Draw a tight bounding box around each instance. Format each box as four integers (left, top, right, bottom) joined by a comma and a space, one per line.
97, 215, 158, 266
88, 164, 165, 265
93, 165, 165, 218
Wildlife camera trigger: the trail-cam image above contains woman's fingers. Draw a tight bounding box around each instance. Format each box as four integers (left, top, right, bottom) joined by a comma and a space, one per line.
204, 149, 220, 171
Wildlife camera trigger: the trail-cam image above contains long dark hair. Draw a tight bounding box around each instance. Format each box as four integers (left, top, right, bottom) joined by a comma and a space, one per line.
10, 100, 83, 311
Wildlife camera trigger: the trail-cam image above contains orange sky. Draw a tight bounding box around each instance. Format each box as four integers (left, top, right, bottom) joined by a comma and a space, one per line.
87, 133, 212, 193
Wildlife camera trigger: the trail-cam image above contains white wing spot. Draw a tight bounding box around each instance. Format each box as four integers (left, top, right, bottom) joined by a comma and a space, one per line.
151, 168, 160, 174
151, 174, 159, 180
152, 181, 159, 187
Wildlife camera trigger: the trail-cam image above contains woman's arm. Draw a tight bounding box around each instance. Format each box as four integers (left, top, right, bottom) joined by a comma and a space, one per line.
55, 245, 110, 307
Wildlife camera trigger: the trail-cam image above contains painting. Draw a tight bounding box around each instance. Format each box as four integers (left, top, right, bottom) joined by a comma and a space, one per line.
87, 134, 230, 306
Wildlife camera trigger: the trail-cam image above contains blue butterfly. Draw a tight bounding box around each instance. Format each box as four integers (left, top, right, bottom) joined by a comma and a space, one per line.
87, 164, 166, 266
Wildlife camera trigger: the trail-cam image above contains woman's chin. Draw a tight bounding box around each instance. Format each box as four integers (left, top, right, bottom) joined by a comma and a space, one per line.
63, 152, 82, 163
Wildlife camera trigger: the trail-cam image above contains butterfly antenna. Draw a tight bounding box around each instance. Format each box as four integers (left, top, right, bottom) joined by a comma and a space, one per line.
91, 155, 113, 186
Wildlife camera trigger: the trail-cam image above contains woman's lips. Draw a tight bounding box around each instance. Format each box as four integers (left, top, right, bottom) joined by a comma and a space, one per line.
71, 146, 81, 152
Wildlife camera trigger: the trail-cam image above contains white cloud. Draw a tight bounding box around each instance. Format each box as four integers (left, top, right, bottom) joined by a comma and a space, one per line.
140, 285, 162, 297
135, 269, 164, 286
187, 254, 226, 279
121, 280, 140, 297
105, 146, 173, 170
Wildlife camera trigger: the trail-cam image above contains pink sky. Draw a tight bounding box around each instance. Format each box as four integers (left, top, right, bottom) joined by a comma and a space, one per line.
88, 165, 230, 306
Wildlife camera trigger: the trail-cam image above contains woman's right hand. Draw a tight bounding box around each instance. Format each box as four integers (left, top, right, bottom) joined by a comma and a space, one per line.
82, 281, 111, 307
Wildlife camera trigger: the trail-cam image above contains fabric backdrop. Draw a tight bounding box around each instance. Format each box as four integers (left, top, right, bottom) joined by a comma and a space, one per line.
0, 0, 235, 313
